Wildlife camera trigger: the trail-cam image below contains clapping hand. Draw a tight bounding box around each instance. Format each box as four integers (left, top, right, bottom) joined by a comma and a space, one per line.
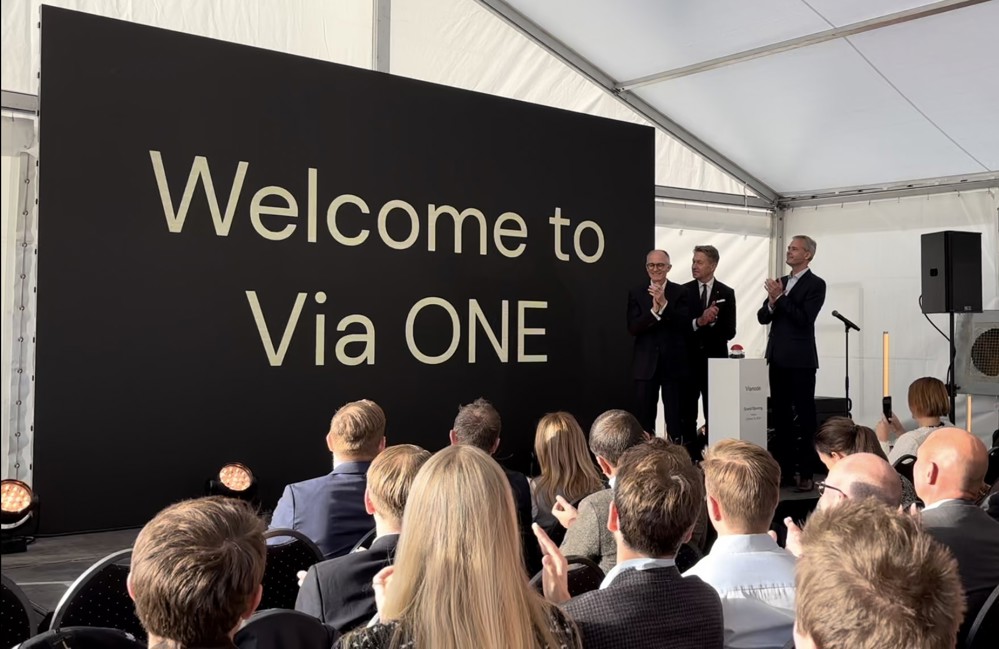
532, 523, 571, 604
697, 304, 719, 327
763, 278, 783, 305
552, 495, 579, 529
648, 281, 667, 311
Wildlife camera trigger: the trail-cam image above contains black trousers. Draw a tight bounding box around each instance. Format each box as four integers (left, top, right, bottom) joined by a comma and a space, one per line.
679, 355, 710, 458
768, 364, 819, 481
636, 369, 695, 452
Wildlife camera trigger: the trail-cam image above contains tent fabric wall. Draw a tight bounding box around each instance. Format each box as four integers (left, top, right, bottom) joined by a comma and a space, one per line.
783, 188, 999, 443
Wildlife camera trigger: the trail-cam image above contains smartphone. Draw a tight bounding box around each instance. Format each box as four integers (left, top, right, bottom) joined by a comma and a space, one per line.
882, 396, 892, 421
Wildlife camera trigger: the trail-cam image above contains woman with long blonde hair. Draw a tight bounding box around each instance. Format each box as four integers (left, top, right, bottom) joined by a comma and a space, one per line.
338, 445, 580, 649
531, 412, 605, 542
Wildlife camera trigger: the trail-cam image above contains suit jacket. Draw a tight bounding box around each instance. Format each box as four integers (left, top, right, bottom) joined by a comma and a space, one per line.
562, 566, 724, 649
269, 461, 374, 560
295, 534, 398, 635
921, 499, 999, 637
559, 488, 617, 574
756, 269, 826, 369
628, 281, 692, 380
505, 466, 542, 573
684, 279, 737, 360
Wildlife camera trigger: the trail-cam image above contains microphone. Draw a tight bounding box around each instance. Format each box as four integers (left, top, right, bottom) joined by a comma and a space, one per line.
832, 310, 860, 332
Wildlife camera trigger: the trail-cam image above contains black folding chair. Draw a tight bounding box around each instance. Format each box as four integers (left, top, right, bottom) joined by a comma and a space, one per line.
351, 527, 377, 553
260, 529, 324, 611
49, 549, 144, 641
2, 572, 39, 649
235, 608, 338, 649
17, 627, 145, 649
985, 446, 999, 487
892, 454, 917, 483
966, 584, 998, 649
530, 555, 605, 598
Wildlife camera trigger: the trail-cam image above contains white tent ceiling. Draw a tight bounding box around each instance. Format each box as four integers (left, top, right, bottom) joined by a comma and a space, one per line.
492, 0, 999, 196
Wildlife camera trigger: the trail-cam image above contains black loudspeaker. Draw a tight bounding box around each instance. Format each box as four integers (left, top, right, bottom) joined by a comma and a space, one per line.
921, 231, 983, 314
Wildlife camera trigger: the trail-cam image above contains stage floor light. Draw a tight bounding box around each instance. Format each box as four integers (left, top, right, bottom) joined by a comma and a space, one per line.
207, 463, 258, 501
1, 479, 39, 554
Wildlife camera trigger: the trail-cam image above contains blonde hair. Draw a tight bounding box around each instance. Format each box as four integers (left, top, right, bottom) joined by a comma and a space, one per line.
328, 399, 386, 457
367, 444, 431, 524
131, 497, 265, 646
701, 439, 781, 533
379, 445, 575, 649
796, 498, 964, 649
533, 412, 604, 508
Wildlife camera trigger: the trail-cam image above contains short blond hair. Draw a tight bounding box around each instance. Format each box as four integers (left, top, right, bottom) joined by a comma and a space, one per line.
796, 499, 964, 649
131, 497, 265, 646
908, 377, 950, 419
367, 444, 431, 524
328, 399, 386, 457
701, 439, 780, 532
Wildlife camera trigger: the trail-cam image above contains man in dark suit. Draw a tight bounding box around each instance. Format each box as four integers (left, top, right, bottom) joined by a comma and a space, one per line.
629, 249, 693, 446
535, 438, 723, 649
682, 245, 736, 454
756, 235, 826, 490
449, 397, 538, 571
269, 399, 386, 559
296, 444, 430, 634
914, 427, 999, 645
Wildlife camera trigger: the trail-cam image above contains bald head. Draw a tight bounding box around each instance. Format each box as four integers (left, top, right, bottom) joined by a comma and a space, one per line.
822, 452, 901, 509
914, 427, 988, 504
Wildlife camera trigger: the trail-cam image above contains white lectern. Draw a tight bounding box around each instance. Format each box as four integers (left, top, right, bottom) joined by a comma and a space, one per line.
708, 358, 768, 448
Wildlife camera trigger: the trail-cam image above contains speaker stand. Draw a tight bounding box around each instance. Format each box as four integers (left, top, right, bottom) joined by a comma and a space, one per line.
948, 311, 957, 423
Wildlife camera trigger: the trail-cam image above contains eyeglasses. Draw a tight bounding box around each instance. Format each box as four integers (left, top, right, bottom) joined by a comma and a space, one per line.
646, 263, 668, 270
816, 481, 846, 497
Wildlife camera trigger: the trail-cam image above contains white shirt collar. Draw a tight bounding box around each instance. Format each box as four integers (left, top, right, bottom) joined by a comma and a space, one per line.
789, 267, 810, 280
600, 556, 676, 589
706, 533, 785, 554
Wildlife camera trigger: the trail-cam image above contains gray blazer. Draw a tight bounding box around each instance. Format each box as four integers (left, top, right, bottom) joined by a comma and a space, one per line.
921, 499, 999, 638
562, 566, 723, 649
559, 488, 616, 574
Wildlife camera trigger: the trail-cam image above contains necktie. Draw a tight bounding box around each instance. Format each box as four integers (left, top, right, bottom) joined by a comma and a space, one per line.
701, 283, 708, 312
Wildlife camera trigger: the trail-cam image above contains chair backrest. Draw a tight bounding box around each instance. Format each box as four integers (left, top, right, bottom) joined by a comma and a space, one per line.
49, 549, 145, 641
234, 608, 338, 649
351, 527, 377, 553
674, 542, 703, 574
260, 529, 324, 611
2, 572, 38, 649
16, 626, 146, 649
985, 446, 999, 486
529, 555, 605, 598
893, 454, 917, 483
966, 584, 999, 649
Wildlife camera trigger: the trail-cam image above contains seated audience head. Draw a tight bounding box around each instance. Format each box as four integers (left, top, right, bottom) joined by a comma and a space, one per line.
533, 412, 604, 505
794, 498, 964, 649
701, 439, 780, 535
819, 452, 902, 509
588, 409, 648, 477
914, 427, 989, 505
127, 497, 266, 647
907, 377, 950, 421
449, 397, 502, 454
815, 416, 888, 471
326, 398, 387, 461
365, 444, 432, 532
378, 445, 567, 649
610, 438, 703, 559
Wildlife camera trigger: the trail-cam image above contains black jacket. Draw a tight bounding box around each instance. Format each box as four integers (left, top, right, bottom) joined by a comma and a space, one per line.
684, 278, 736, 360
628, 281, 692, 380
756, 269, 826, 369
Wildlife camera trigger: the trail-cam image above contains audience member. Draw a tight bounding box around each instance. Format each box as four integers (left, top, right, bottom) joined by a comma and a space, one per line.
876, 376, 950, 463
449, 397, 537, 569
684, 440, 795, 649
558, 409, 648, 573
535, 438, 723, 649
914, 427, 999, 643
815, 416, 918, 507
127, 497, 266, 649
270, 399, 386, 559
339, 445, 581, 649
793, 498, 965, 649
530, 412, 605, 543
296, 444, 430, 634
784, 452, 901, 557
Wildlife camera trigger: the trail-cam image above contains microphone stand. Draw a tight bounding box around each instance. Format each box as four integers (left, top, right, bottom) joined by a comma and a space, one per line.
842, 321, 853, 414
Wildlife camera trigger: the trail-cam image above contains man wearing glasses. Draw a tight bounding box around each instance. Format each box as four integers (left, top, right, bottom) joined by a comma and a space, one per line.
627, 249, 693, 447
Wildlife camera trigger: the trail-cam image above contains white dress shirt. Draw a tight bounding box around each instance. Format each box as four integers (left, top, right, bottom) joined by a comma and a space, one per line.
601, 556, 675, 589
683, 533, 796, 649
